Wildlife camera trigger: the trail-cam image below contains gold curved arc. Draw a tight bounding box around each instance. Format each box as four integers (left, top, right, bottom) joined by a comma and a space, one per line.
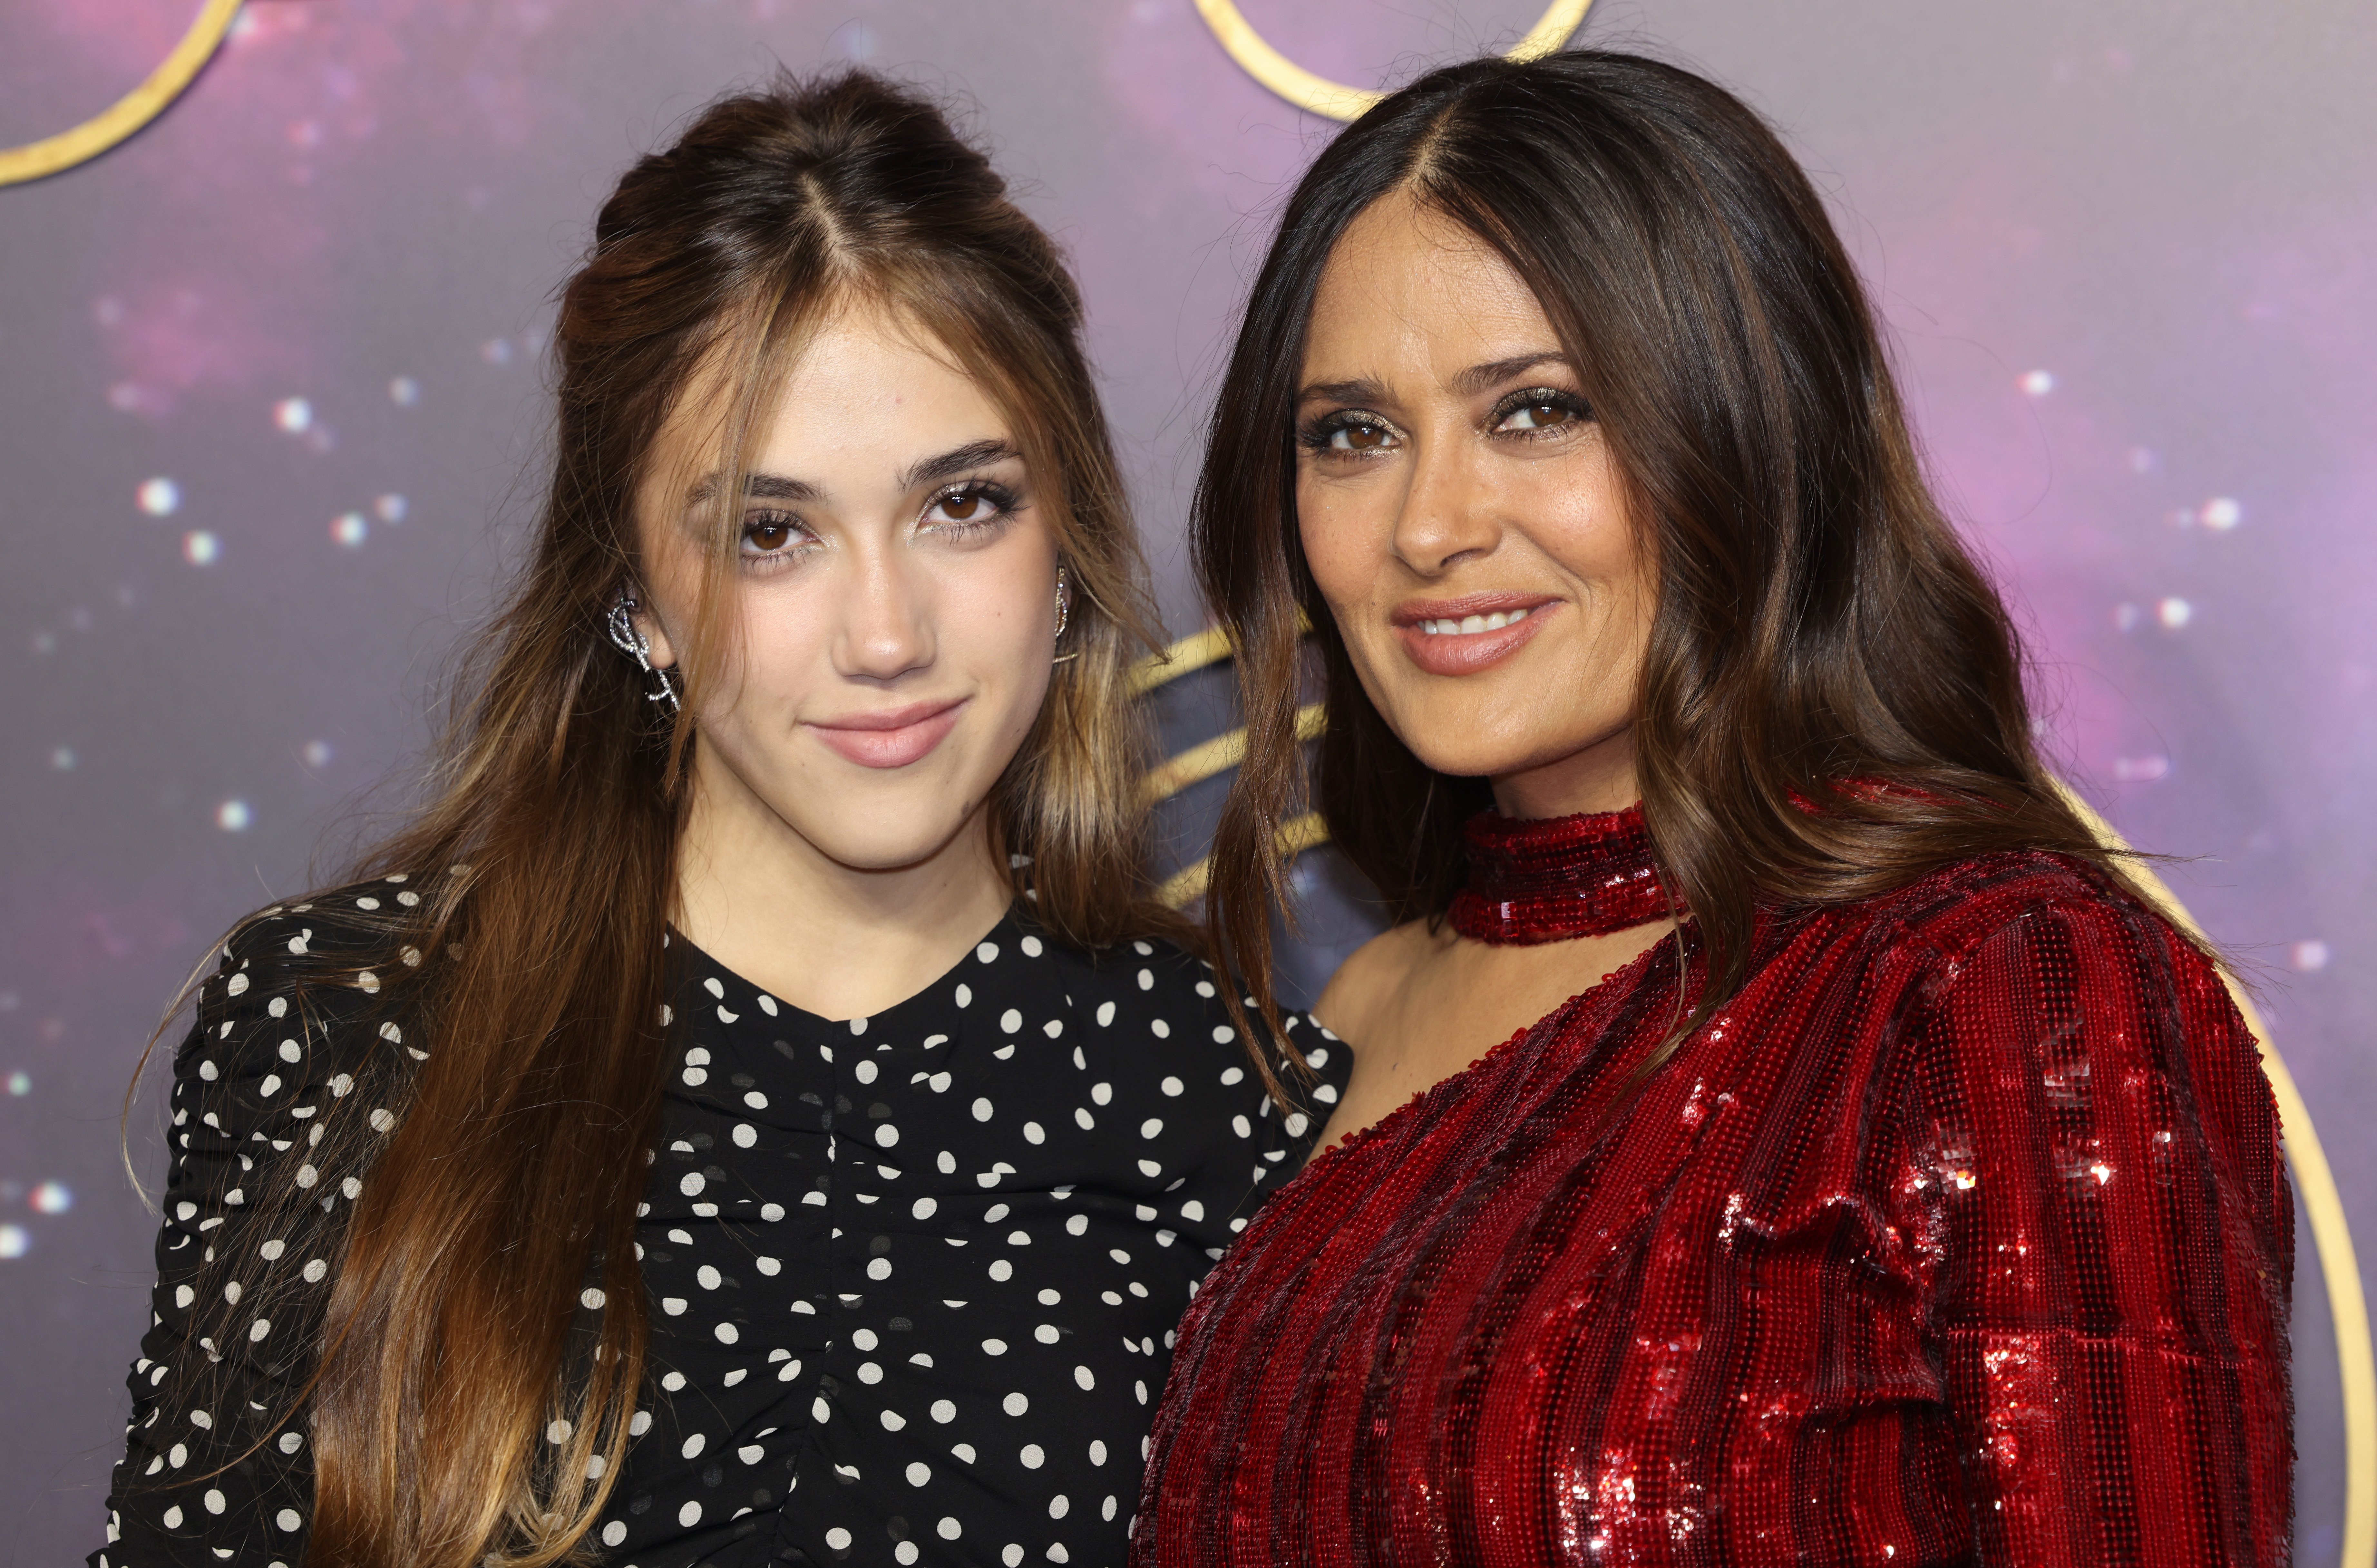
1134, 616, 1321, 698
1145, 717, 2370, 1563
1157, 811, 1329, 909
1142, 705, 1326, 807
2053, 783, 2374, 1568
0, 0, 243, 187
1195, 0, 1593, 122
1130, 624, 1237, 697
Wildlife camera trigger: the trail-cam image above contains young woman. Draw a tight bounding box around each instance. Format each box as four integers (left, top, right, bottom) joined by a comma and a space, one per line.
1136, 51, 2290, 1567
96, 71, 1342, 1568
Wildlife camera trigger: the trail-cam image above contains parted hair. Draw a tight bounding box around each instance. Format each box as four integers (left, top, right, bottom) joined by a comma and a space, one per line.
138, 68, 1182, 1568
1196, 50, 2139, 1061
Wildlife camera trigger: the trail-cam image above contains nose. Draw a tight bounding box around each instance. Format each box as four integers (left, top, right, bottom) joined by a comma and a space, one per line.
1389, 429, 1501, 577
833, 543, 936, 683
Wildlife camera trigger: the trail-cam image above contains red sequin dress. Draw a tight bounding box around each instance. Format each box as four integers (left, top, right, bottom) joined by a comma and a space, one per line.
1136, 806, 2292, 1567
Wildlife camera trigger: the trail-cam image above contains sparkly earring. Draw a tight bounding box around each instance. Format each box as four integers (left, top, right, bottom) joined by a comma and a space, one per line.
1053, 566, 1079, 664
607, 588, 682, 715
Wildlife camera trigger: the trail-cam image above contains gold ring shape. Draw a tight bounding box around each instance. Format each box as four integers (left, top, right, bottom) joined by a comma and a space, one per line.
1195, 0, 1593, 121
0, 0, 243, 187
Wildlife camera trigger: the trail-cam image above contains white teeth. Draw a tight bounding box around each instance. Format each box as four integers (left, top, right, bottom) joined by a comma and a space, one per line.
1417, 606, 1530, 637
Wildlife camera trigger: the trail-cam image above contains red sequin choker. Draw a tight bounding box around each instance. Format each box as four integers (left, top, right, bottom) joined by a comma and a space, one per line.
1448, 802, 1671, 945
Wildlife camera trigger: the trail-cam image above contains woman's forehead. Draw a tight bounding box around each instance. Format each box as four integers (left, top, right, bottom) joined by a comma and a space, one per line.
650, 305, 1012, 487
1305, 199, 1559, 384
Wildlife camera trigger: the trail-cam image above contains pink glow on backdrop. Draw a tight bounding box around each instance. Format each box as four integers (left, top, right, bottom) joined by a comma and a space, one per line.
0, 2, 2368, 1560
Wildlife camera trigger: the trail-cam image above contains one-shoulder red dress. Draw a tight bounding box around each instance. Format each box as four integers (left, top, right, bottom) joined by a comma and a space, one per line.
1135, 805, 2292, 1567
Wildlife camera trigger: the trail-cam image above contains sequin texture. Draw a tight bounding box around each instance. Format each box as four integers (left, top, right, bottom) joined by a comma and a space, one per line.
1137, 807, 2293, 1566
1449, 806, 1672, 944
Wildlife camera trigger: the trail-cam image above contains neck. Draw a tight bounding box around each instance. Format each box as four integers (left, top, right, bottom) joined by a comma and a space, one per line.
671, 744, 1013, 1021
1489, 725, 1640, 822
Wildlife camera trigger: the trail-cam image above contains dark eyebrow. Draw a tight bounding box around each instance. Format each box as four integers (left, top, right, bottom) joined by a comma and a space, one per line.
901, 438, 1021, 492
1296, 355, 1571, 409
685, 471, 823, 507
1296, 377, 1389, 408
1450, 352, 1571, 397
682, 443, 1017, 509
744, 472, 821, 503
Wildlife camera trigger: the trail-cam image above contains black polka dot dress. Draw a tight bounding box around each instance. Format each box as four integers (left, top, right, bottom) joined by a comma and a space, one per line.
93, 887, 1349, 1568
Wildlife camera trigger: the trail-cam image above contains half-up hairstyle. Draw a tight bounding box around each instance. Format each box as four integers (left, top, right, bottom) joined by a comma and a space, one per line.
1197, 49, 2142, 1053
136, 68, 1179, 1568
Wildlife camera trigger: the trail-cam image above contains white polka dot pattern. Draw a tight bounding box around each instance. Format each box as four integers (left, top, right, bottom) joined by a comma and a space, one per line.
93, 895, 1347, 1568
91, 895, 412, 1568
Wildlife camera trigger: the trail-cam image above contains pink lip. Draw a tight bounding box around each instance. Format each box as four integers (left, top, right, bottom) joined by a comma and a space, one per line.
1388, 593, 1560, 677
806, 698, 967, 769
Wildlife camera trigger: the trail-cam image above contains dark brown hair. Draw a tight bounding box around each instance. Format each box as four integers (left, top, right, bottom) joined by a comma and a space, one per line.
1198, 49, 2138, 1058
142, 68, 1182, 1567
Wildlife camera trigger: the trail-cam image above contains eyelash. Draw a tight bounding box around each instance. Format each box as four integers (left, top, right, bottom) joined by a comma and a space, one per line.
736, 480, 1023, 571
921, 479, 1022, 534
1488, 386, 1594, 437
1295, 387, 1595, 457
738, 510, 813, 568
1296, 409, 1401, 454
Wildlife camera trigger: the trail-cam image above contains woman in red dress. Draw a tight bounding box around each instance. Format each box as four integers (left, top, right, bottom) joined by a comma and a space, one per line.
1136, 50, 2291, 1567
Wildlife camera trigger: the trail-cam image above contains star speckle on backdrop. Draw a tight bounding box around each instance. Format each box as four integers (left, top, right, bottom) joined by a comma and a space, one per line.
2, 1, 2372, 1562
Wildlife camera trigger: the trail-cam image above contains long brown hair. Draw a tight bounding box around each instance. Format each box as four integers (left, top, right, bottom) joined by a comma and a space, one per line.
144, 68, 1182, 1568
1197, 49, 2140, 1052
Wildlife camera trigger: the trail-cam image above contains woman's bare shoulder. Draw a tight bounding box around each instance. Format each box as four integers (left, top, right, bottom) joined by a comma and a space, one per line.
1311, 917, 1448, 1047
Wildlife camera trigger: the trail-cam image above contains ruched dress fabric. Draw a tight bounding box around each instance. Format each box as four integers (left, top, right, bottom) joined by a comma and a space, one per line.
1135, 806, 2293, 1568
95, 882, 1347, 1568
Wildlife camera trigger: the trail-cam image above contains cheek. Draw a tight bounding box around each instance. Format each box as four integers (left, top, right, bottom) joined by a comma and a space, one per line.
938, 549, 1058, 703
1295, 497, 1402, 717
1529, 458, 1649, 614
1295, 479, 1378, 610
702, 594, 822, 714
954, 582, 1050, 670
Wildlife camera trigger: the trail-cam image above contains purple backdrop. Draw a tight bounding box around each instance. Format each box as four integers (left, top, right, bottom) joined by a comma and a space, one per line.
2, 2, 2369, 1562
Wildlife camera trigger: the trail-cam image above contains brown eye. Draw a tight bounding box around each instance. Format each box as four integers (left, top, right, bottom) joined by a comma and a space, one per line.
925, 484, 1016, 529
737, 510, 812, 565
1301, 411, 1401, 456
1323, 420, 1395, 453
1496, 392, 1591, 434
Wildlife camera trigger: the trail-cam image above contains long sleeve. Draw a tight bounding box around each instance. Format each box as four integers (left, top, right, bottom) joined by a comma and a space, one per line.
95, 908, 398, 1568
1910, 894, 2293, 1567
1133, 845, 2295, 1568
1126, 941, 1353, 1263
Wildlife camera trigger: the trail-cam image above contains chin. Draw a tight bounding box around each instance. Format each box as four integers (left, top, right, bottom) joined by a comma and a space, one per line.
793, 800, 982, 875
1398, 745, 1520, 785
1369, 693, 1559, 785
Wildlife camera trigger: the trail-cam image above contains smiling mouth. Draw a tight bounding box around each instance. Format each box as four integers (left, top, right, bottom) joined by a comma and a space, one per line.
1388, 595, 1557, 677
1416, 607, 1534, 637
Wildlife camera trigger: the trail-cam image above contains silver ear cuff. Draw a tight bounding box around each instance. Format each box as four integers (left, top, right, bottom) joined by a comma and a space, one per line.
607, 588, 682, 715
1053, 565, 1078, 664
